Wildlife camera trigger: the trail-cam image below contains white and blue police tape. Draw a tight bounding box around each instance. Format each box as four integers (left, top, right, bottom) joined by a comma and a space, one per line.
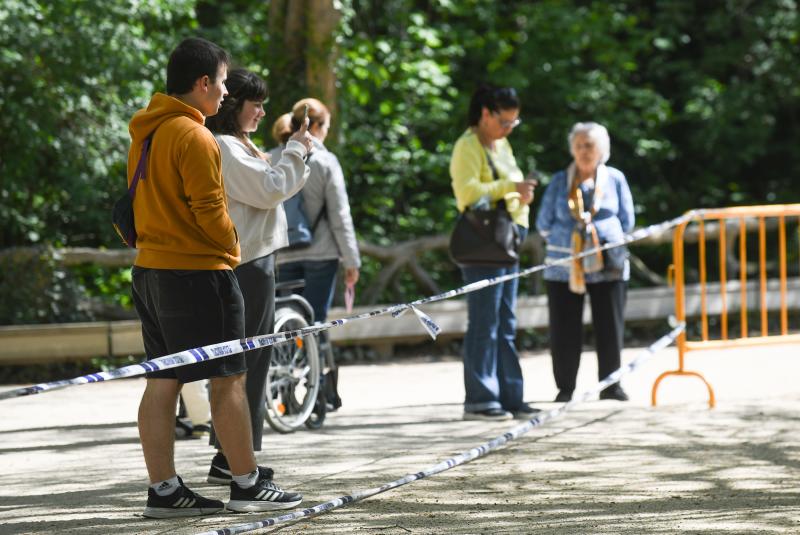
0, 211, 696, 402
0, 309, 388, 401
195, 323, 685, 535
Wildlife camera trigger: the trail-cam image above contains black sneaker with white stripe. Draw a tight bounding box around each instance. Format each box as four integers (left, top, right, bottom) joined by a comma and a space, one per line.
207, 452, 274, 485
227, 475, 303, 512
143, 477, 224, 519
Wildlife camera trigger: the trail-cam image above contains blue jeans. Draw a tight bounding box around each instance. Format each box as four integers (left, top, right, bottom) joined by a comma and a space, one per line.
460, 226, 527, 412
277, 259, 339, 323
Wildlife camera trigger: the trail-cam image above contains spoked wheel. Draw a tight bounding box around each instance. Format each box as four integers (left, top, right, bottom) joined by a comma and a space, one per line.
264, 306, 321, 433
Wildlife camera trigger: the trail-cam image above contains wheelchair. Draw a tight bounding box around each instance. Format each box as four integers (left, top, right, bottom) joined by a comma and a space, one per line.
264, 280, 330, 433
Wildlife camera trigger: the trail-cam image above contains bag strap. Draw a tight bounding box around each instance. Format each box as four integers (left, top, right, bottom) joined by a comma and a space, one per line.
310, 201, 326, 231
305, 150, 327, 231
484, 148, 499, 181
128, 134, 154, 199
482, 148, 507, 211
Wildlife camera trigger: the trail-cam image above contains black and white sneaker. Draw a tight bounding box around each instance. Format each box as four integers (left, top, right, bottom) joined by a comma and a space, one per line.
142, 477, 224, 519
227, 475, 303, 512
463, 408, 513, 421
207, 452, 274, 485
510, 402, 542, 420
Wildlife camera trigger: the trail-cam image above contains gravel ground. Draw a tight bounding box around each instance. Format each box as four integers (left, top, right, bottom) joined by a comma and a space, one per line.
1, 342, 799, 534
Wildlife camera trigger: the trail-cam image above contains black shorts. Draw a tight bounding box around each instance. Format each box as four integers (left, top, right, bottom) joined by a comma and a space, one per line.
132, 267, 246, 383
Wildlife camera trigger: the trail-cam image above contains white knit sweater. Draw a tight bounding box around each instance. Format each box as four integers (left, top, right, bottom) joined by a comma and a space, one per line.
216, 135, 310, 264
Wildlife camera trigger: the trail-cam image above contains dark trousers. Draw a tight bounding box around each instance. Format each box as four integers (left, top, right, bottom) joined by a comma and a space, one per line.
210, 254, 275, 452
131, 267, 246, 383
546, 280, 627, 393
277, 259, 339, 323
277, 259, 341, 407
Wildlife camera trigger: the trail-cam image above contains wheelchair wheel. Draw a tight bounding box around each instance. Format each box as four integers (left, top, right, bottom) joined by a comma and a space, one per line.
264, 306, 321, 433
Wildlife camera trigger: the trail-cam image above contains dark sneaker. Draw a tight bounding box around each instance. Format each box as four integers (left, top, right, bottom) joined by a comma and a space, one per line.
175, 417, 194, 440
599, 385, 629, 401
207, 453, 274, 485
510, 403, 542, 420
554, 390, 573, 402
143, 477, 223, 519
227, 475, 303, 512
463, 408, 513, 421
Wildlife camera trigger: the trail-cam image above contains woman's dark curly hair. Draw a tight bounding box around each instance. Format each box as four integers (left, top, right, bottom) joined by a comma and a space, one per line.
205, 68, 268, 136
466, 83, 519, 127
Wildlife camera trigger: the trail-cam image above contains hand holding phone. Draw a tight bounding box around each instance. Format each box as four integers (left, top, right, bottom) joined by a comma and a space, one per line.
526, 169, 543, 187
289, 103, 313, 154
515, 180, 535, 205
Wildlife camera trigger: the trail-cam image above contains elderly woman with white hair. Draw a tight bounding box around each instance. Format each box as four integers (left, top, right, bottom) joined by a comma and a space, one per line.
535, 122, 635, 403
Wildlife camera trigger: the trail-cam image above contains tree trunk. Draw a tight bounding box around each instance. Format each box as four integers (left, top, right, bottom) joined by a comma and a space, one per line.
264, 0, 340, 146
306, 0, 341, 139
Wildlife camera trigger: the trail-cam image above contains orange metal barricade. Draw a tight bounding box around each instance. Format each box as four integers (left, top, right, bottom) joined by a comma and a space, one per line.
651, 204, 800, 408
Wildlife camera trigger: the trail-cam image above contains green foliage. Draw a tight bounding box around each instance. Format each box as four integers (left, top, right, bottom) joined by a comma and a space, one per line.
337, 1, 462, 243
72, 264, 133, 308
0, 0, 195, 248
0, 248, 91, 324
333, 0, 800, 300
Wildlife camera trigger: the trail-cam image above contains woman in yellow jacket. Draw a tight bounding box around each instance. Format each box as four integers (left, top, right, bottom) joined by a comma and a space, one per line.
449, 85, 540, 421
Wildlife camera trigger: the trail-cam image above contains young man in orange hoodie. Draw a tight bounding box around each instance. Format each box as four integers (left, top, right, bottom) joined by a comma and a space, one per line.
128, 37, 308, 518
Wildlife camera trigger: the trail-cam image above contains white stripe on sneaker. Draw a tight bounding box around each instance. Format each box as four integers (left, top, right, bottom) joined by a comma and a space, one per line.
255, 490, 268, 500
186, 498, 196, 508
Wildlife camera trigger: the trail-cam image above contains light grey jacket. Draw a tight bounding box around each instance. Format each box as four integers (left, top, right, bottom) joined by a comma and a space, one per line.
217, 135, 309, 264
273, 137, 361, 269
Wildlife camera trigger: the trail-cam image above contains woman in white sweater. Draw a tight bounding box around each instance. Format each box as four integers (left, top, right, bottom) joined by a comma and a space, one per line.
204, 68, 312, 486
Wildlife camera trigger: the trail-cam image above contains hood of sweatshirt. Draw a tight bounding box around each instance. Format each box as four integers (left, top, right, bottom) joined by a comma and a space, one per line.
129, 93, 205, 146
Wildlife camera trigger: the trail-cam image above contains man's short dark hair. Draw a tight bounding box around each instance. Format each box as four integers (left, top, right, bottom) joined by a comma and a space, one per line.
166, 37, 230, 95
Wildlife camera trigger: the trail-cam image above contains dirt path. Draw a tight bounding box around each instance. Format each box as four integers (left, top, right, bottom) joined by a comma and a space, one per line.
1, 344, 799, 534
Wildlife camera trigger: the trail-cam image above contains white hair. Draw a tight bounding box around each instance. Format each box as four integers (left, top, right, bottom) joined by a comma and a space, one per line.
568, 122, 611, 164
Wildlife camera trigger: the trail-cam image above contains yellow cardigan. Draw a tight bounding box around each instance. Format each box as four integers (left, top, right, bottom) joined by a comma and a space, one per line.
449, 129, 529, 227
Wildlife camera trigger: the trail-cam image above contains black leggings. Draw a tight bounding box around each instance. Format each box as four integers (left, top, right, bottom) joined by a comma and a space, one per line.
209, 254, 275, 452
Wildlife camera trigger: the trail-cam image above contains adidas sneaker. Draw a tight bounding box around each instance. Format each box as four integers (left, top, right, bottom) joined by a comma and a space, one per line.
142, 477, 223, 519
227, 475, 302, 512
207, 452, 274, 485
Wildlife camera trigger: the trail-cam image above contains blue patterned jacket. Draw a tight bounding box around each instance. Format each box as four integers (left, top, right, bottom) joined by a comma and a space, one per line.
535, 165, 635, 282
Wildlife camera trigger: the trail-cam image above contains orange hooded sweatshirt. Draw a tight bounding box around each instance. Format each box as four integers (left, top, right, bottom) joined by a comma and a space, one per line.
127, 93, 240, 270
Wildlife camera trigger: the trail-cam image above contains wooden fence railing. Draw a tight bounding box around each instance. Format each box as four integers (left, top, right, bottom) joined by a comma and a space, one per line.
1, 278, 798, 364
1, 220, 788, 364
0, 223, 708, 310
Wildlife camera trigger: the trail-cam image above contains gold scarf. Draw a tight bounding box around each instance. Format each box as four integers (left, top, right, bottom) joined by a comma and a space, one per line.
567, 163, 606, 294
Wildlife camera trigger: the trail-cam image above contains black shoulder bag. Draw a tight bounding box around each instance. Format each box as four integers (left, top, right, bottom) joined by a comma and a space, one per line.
448, 150, 521, 267
112, 135, 153, 248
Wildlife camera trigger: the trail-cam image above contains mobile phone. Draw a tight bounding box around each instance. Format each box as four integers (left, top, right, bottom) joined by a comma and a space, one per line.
526, 170, 544, 187
303, 104, 309, 125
